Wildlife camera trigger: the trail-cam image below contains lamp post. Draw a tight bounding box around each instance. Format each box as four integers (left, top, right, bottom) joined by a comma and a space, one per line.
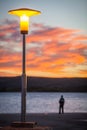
8, 8, 41, 122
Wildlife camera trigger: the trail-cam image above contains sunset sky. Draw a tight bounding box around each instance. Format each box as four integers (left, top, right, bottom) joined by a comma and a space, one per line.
0, 0, 87, 78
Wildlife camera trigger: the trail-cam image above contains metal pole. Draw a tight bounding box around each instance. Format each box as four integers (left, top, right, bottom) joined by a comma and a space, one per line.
21, 34, 27, 122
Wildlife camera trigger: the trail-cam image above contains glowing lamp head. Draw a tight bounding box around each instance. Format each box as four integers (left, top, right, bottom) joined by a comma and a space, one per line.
20, 14, 29, 34
8, 8, 41, 34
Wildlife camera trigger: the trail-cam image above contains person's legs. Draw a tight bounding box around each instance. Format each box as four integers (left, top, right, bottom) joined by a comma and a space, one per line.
59, 105, 61, 114
62, 106, 64, 114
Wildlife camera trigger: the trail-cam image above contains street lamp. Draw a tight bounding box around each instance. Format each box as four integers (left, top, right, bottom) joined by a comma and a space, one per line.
8, 8, 41, 122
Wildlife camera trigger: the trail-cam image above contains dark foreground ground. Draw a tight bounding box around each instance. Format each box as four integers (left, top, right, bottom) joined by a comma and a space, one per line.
0, 113, 87, 130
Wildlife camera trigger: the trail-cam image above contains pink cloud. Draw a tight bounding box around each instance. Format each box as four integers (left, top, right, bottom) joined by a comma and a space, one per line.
0, 20, 87, 77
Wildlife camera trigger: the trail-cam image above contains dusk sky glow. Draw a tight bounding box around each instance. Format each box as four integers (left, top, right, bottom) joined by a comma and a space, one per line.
0, 0, 87, 78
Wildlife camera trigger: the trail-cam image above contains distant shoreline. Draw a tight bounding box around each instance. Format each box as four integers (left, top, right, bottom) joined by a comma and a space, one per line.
0, 76, 87, 92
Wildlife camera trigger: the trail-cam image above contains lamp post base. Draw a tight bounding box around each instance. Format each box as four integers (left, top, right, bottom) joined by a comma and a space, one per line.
11, 121, 37, 128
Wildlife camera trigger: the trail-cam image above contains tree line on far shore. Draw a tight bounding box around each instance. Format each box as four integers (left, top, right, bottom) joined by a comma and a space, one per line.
0, 76, 87, 92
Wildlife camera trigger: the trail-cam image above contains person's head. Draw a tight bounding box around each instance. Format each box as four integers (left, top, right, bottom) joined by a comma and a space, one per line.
61, 95, 63, 98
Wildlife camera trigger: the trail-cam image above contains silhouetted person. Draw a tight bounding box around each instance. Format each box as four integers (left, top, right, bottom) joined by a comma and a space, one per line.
59, 95, 65, 114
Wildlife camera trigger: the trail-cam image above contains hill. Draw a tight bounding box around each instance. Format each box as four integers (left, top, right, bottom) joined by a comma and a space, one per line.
0, 76, 87, 92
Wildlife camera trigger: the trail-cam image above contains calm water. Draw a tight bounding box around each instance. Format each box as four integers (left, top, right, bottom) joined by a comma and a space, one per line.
0, 92, 87, 113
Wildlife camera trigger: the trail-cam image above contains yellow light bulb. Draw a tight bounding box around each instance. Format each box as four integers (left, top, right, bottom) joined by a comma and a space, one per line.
20, 15, 29, 34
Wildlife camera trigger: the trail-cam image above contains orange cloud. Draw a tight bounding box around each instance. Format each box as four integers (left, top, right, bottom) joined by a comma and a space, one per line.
0, 20, 87, 77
